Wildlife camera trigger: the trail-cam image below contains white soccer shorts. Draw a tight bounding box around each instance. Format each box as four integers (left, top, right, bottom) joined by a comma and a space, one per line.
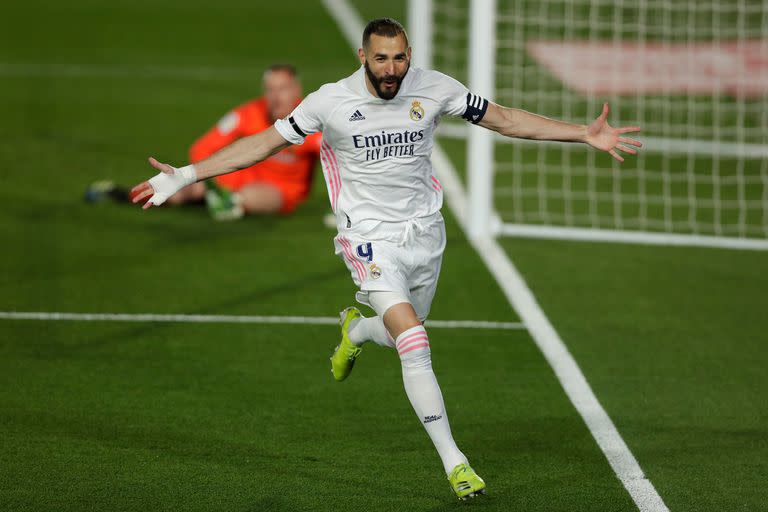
333, 212, 446, 321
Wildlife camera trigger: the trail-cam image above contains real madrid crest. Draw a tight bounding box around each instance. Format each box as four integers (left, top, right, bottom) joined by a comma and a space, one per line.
369, 263, 382, 279
409, 101, 425, 122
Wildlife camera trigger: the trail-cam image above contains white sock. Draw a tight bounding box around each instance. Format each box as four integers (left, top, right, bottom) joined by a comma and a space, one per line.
396, 325, 468, 475
348, 315, 395, 348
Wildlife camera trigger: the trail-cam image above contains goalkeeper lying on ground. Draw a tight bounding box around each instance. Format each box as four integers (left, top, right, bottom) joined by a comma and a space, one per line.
86, 64, 321, 220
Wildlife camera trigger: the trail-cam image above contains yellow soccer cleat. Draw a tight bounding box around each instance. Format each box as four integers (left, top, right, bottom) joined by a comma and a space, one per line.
448, 463, 487, 500
330, 307, 363, 382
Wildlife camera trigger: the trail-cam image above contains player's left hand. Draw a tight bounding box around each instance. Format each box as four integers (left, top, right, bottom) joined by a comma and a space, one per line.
585, 103, 642, 162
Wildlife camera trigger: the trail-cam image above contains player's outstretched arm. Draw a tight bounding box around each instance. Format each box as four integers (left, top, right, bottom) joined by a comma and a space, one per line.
130, 126, 291, 209
478, 102, 642, 162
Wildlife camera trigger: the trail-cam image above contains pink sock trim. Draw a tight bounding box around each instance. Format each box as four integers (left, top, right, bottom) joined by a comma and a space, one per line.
396, 326, 430, 356
396, 329, 427, 348
398, 342, 430, 356
397, 335, 429, 352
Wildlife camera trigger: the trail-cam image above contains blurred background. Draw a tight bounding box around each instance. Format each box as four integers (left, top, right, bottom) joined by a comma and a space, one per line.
1, 1, 766, 510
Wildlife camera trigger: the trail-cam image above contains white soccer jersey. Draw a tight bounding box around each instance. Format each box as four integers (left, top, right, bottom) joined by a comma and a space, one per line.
274, 66, 488, 236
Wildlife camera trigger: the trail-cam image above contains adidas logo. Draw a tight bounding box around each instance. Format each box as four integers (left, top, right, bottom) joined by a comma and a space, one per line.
349, 110, 366, 121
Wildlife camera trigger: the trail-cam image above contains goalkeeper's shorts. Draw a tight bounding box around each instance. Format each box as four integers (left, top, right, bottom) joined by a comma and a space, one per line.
215, 171, 308, 214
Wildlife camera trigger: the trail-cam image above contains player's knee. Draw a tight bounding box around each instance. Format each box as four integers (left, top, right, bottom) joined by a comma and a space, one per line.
238, 183, 284, 214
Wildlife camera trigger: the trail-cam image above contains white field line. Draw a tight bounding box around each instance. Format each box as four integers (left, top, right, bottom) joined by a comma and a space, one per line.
320, 0, 366, 51
318, 1, 670, 510
437, 148, 670, 511
439, 149, 670, 511
0, 311, 524, 331
470, 238, 670, 512
499, 223, 768, 251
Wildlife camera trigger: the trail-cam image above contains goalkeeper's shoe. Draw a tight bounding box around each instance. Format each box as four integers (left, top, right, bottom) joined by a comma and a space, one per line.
84, 180, 129, 203
204, 180, 244, 221
448, 463, 486, 500
330, 307, 363, 382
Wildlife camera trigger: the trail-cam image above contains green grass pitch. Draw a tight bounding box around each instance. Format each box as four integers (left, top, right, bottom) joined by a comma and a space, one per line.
1, 1, 767, 510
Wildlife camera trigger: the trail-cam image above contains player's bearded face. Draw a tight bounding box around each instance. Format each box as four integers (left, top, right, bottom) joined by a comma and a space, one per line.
362, 34, 411, 100
364, 59, 409, 100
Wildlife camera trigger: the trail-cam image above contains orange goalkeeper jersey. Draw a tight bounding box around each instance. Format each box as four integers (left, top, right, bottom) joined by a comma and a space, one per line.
189, 97, 321, 211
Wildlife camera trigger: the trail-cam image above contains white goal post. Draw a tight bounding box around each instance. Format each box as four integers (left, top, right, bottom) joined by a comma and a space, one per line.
410, 0, 768, 250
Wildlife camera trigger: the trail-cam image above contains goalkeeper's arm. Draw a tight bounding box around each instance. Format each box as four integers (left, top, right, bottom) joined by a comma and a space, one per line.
131, 126, 290, 209
478, 102, 642, 163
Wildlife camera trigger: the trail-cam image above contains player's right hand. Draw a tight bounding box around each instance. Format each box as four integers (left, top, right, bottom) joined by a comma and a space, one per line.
130, 157, 197, 210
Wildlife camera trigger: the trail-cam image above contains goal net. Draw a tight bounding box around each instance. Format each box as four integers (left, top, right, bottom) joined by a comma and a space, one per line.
415, 0, 768, 248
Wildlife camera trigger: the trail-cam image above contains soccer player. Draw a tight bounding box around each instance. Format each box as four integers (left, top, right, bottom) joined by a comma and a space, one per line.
130, 18, 642, 499
171, 64, 322, 219
87, 64, 321, 220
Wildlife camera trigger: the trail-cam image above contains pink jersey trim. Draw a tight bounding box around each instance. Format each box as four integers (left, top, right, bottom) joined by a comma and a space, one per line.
321, 140, 342, 212
319, 148, 337, 211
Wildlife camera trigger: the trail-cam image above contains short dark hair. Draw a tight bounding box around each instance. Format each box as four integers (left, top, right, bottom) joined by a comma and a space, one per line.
265, 63, 298, 77
362, 18, 408, 49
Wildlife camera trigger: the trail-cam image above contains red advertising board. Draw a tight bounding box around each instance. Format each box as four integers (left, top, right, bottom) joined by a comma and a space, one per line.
527, 40, 768, 97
